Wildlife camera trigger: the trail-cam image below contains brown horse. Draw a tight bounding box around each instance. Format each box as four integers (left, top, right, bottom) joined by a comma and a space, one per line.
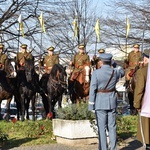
68, 65, 91, 104
0, 58, 17, 121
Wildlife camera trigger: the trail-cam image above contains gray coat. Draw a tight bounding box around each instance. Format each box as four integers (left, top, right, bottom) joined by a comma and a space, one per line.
88, 64, 125, 111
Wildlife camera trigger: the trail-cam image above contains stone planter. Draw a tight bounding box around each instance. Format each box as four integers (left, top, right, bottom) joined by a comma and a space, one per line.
52, 119, 98, 145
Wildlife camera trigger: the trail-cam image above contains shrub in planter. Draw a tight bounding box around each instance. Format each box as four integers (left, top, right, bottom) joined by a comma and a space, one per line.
56, 103, 95, 120
53, 103, 98, 145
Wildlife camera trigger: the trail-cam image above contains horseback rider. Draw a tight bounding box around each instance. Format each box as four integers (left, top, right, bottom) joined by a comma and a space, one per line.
91, 49, 105, 69
43, 46, 59, 74
39, 46, 59, 93
0, 44, 7, 70
124, 44, 143, 115
124, 44, 143, 83
16, 44, 33, 70
91, 48, 118, 70
69, 44, 90, 81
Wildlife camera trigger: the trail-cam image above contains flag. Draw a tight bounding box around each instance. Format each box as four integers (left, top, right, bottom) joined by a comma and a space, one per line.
141, 56, 150, 117
18, 14, 24, 37
72, 18, 78, 38
94, 19, 100, 42
38, 12, 46, 33
126, 16, 130, 38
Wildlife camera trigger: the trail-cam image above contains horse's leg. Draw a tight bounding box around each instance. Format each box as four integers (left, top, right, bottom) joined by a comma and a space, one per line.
31, 95, 36, 121
0, 101, 1, 120
20, 95, 25, 121
14, 94, 20, 120
57, 95, 62, 108
128, 92, 137, 115
40, 93, 49, 118
25, 98, 30, 120
47, 93, 53, 119
5, 97, 12, 121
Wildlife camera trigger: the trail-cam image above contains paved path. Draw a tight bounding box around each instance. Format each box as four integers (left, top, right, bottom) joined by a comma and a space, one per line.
2, 137, 144, 150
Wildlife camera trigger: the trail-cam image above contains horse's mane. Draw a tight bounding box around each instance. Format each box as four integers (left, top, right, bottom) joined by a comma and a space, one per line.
50, 64, 65, 78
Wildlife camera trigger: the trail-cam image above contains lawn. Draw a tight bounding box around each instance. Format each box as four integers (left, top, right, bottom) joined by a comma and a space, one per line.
0, 115, 138, 149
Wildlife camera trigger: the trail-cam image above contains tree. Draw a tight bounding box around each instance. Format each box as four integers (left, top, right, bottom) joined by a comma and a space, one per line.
100, 0, 150, 56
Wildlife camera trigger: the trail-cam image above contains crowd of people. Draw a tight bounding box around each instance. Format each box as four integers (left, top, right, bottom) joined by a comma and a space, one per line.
0, 42, 150, 149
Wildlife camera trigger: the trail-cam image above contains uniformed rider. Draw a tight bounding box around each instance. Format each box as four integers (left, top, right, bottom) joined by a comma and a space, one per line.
43, 46, 59, 74
91, 49, 105, 69
0, 44, 7, 70
16, 44, 33, 70
69, 44, 90, 81
124, 44, 143, 81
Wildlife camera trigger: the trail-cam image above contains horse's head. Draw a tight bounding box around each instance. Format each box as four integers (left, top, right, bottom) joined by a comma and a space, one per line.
83, 65, 91, 83
4, 58, 17, 78
50, 64, 67, 89
24, 58, 35, 82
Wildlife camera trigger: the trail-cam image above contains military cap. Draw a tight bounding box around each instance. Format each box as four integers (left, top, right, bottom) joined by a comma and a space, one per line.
0, 44, 4, 49
133, 44, 140, 48
47, 46, 55, 51
21, 44, 27, 49
99, 53, 113, 62
98, 49, 105, 54
78, 44, 85, 49
143, 49, 150, 58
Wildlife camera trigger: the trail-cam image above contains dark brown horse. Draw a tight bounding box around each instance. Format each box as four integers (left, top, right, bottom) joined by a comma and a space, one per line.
126, 66, 140, 115
0, 58, 17, 121
68, 65, 91, 104
17, 58, 40, 121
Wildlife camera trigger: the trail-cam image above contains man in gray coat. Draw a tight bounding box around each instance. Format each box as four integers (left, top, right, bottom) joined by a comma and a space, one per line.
88, 53, 124, 150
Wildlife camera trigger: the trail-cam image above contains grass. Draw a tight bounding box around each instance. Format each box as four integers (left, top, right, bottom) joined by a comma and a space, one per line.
0, 119, 56, 149
0, 115, 138, 149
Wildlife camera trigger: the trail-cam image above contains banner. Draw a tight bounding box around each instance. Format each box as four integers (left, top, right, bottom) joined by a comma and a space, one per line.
94, 19, 100, 42
18, 14, 24, 37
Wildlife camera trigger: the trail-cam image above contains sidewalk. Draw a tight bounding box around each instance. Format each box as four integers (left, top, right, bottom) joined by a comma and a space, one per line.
6, 137, 144, 150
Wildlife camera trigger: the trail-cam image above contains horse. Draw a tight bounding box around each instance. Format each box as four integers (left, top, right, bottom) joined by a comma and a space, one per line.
39, 64, 67, 119
125, 66, 140, 115
17, 58, 40, 121
0, 58, 17, 121
68, 64, 91, 104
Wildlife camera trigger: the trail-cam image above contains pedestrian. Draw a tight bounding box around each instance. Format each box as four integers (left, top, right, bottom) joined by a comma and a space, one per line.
88, 53, 125, 150
134, 49, 150, 149
0, 44, 7, 70
43, 46, 59, 74
16, 44, 33, 70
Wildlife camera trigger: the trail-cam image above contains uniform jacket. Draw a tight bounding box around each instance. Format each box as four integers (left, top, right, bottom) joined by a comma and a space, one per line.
72, 52, 90, 72
44, 54, 59, 68
16, 52, 33, 66
88, 64, 124, 111
134, 64, 150, 144
0, 53, 7, 65
127, 51, 142, 69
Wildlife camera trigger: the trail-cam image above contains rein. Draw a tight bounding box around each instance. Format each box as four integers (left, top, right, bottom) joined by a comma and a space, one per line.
50, 75, 66, 87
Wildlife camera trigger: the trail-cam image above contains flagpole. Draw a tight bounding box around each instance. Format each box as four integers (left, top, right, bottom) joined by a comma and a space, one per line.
94, 37, 97, 56
141, 17, 147, 53
18, 24, 20, 53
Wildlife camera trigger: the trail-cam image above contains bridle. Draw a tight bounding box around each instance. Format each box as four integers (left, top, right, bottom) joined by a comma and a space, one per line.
49, 70, 67, 89
5, 60, 17, 78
